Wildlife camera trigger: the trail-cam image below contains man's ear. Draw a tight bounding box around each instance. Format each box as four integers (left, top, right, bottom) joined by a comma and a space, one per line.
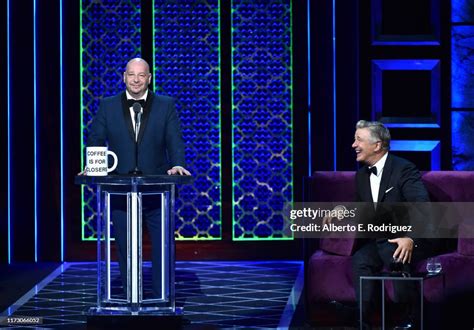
374, 142, 382, 152
123, 72, 126, 83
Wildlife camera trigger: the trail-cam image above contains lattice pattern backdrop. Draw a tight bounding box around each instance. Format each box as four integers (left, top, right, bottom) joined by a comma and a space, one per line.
81, 1, 293, 241
81, 0, 141, 240
154, 0, 221, 239
232, 0, 293, 239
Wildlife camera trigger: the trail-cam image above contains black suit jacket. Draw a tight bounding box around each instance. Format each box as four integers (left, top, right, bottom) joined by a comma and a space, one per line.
87, 91, 186, 174
355, 153, 432, 246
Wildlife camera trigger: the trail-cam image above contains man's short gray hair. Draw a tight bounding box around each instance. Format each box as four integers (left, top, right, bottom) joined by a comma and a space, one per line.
355, 120, 391, 150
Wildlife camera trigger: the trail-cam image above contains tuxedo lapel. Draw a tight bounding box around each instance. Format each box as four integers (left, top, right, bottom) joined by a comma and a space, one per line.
360, 167, 374, 202
137, 91, 154, 144
121, 92, 136, 141
377, 153, 392, 202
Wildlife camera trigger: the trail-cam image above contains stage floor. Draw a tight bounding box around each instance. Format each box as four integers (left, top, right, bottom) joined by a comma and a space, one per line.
1, 261, 304, 329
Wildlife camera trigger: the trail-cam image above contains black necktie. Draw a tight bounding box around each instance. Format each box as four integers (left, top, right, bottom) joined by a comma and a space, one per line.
127, 99, 145, 108
367, 166, 377, 176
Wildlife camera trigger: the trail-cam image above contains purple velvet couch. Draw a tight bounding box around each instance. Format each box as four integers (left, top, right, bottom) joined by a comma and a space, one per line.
304, 171, 474, 325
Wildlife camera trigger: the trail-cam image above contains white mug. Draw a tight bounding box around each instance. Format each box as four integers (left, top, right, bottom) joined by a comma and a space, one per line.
85, 146, 118, 176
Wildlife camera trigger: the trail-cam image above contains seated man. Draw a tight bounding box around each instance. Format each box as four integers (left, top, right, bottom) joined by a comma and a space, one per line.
350, 120, 436, 328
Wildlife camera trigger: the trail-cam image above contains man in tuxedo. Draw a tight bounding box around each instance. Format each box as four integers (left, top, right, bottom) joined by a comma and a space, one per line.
87, 58, 190, 297
351, 120, 434, 328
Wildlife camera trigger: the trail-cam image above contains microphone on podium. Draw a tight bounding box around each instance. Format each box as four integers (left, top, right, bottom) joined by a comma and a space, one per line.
129, 102, 143, 175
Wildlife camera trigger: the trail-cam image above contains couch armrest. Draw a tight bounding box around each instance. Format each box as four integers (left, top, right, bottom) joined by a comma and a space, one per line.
458, 222, 474, 256
458, 238, 474, 256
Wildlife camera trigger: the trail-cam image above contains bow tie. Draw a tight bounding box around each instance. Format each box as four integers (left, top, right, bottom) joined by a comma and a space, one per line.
127, 99, 145, 108
367, 166, 377, 176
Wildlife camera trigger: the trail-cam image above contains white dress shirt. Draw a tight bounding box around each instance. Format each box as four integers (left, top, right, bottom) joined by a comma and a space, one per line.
369, 152, 388, 204
126, 90, 148, 140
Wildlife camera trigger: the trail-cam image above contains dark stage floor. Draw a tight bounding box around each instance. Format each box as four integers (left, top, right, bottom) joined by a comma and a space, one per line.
0, 261, 308, 329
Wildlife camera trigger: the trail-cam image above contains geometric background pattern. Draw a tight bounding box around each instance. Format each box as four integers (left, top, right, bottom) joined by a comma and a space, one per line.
80, 0, 294, 241
154, 0, 222, 239
232, 0, 293, 239
80, 0, 141, 240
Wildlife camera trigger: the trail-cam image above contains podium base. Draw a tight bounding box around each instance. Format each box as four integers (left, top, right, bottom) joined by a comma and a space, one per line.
87, 310, 185, 329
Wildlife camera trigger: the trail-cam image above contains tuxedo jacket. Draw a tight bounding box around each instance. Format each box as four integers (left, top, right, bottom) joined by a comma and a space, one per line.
355, 153, 432, 245
87, 91, 186, 175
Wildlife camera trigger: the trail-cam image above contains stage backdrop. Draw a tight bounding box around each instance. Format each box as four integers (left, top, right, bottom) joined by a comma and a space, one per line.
80, 0, 293, 242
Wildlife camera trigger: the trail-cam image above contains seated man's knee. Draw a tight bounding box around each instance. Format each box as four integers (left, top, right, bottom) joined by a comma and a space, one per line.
351, 249, 366, 270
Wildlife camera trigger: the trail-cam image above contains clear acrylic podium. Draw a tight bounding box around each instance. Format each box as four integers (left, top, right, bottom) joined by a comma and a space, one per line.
75, 175, 192, 317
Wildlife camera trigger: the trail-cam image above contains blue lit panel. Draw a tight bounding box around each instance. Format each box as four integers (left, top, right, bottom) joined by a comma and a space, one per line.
154, 1, 221, 239
371, 0, 440, 45
232, 0, 293, 240
81, 0, 141, 240
60, 0, 64, 260
452, 111, 474, 170
452, 26, 474, 108
391, 140, 441, 170
452, 0, 474, 23
372, 59, 440, 127
7, 0, 11, 263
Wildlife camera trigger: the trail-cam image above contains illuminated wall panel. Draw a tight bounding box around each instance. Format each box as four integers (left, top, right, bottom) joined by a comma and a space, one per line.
371, 0, 440, 45
452, 26, 474, 108
81, 0, 141, 240
451, 1, 474, 170
154, 0, 221, 239
452, 111, 474, 170
232, 0, 293, 240
372, 59, 440, 127
452, 0, 474, 23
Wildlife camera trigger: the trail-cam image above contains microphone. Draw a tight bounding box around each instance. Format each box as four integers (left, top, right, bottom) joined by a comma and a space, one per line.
129, 102, 143, 175
132, 102, 142, 135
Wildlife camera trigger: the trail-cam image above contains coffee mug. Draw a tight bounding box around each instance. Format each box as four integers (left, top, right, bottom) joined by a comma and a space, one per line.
85, 146, 118, 176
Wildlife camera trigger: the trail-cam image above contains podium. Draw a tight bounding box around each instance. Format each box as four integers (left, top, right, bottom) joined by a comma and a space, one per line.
75, 175, 193, 317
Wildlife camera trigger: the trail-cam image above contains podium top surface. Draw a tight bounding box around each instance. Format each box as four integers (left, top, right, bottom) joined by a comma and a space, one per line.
74, 174, 193, 186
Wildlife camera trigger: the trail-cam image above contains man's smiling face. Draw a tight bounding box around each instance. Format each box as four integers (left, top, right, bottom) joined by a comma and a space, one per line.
123, 59, 151, 99
352, 128, 382, 165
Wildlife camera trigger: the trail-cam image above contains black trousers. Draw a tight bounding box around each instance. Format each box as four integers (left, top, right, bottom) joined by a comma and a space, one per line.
352, 239, 433, 320
112, 197, 163, 298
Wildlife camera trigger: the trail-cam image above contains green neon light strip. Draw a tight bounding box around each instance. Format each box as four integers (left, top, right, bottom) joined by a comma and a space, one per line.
231, 0, 294, 241
79, 0, 85, 241
218, 0, 223, 241
291, 0, 294, 231
230, 3, 235, 241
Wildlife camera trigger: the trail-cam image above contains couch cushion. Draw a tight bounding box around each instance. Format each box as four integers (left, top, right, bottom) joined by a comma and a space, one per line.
320, 237, 356, 256
309, 250, 474, 304
308, 171, 474, 202
457, 222, 474, 256
415, 252, 474, 302
421, 171, 474, 202
306, 171, 356, 202
308, 250, 355, 303
458, 238, 474, 256
306, 172, 357, 256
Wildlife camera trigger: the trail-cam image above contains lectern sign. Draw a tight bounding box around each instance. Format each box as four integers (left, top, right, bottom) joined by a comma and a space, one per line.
86, 146, 118, 176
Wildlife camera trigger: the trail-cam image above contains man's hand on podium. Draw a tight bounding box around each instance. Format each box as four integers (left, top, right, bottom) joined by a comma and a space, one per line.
167, 166, 191, 176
